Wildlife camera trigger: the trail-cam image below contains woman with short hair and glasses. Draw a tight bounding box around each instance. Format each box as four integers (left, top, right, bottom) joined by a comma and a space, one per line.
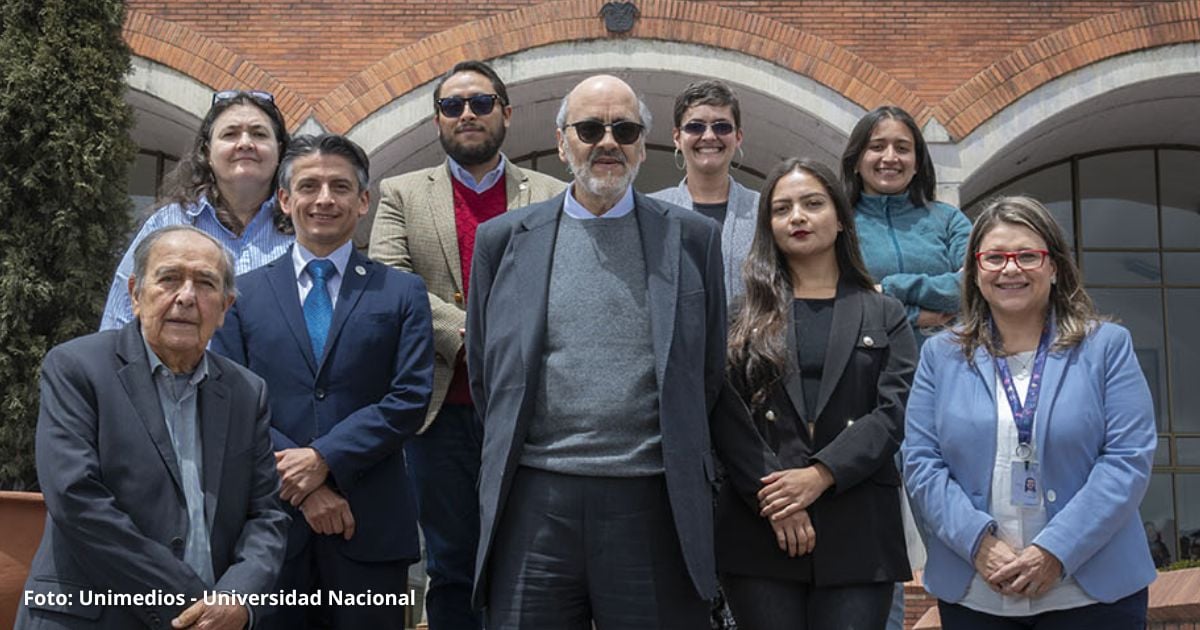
651, 80, 758, 306
100, 90, 293, 330
716, 158, 916, 629
903, 196, 1156, 630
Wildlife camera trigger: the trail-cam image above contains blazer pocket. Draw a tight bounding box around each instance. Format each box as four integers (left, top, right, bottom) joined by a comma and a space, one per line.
23, 577, 103, 619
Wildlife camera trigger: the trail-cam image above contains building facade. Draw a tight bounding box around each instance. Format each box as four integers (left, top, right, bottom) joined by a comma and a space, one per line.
122, 0, 1200, 567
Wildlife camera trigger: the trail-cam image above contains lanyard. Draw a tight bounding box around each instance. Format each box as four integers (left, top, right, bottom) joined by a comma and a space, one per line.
992, 323, 1052, 462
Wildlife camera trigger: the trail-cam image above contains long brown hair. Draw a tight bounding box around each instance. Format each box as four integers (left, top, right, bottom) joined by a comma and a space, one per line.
160, 92, 292, 235
728, 158, 875, 406
956, 195, 1101, 360
840, 105, 936, 207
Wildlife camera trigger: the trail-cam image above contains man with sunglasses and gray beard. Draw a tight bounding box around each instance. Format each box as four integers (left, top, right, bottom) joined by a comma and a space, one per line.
466, 74, 732, 628
369, 60, 564, 630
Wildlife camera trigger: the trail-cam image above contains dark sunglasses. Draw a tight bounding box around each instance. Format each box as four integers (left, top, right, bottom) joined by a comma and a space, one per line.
436, 94, 502, 118
212, 90, 275, 106
563, 120, 645, 145
681, 120, 735, 136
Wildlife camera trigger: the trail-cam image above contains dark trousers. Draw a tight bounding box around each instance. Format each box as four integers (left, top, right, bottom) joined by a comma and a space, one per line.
721, 574, 893, 630
937, 588, 1148, 630
260, 533, 411, 630
405, 403, 484, 629
486, 467, 708, 630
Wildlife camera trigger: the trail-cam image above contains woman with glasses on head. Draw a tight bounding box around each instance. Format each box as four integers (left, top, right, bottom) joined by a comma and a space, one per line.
100, 90, 293, 330
651, 80, 758, 306
715, 158, 916, 629
841, 105, 972, 344
903, 196, 1156, 630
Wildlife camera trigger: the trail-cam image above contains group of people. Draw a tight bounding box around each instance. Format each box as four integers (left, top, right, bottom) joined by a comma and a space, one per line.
19, 57, 1158, 630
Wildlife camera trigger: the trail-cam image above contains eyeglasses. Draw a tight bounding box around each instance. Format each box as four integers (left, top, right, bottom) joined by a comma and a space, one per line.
681, 120, 735, 136
975, 249, 1050, 272
435, 94, 502, 118
212, 90, 275, 106
562, 120, 645, 145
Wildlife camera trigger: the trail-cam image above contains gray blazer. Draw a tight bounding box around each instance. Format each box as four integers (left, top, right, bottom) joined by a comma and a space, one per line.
649, 175, 760, 305
18, 324, 288, 629
466, 191, 728, 607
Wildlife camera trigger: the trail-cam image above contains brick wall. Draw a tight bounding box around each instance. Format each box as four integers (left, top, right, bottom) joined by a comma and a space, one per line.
122, 1, 1200, 136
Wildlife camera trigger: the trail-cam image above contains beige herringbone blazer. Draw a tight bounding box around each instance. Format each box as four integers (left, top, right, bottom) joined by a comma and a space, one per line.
368, 159, 565, 430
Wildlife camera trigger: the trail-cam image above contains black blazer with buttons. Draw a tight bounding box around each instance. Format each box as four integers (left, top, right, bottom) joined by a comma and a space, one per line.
715, 281, 917, 586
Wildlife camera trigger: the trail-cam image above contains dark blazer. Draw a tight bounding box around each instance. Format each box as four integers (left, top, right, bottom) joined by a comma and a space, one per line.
466, 191, 730, 607
212, 247, 434, 563
716, 282, 917, 586
18, 323, 288, 629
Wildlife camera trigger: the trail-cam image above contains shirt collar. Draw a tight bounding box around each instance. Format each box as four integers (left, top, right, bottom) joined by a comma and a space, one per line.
141, 324, 208, 385
191, 194, 277, 230
447, 155, 507, 194
291, 239, 354, 281
562, 184, 635, 220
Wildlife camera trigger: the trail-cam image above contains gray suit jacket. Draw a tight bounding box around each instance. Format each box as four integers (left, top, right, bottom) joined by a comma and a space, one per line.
17, 324, 288, 629
466, 191, 728, 607
649, 175, 760, 305
370, 159, 565, 429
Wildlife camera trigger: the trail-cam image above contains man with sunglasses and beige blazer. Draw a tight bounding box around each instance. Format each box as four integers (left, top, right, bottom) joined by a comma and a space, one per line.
466, 74, 738, 628
368, 60, 564, 630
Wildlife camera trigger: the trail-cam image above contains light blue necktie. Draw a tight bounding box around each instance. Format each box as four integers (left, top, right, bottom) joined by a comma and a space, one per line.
303, 259, 335, 359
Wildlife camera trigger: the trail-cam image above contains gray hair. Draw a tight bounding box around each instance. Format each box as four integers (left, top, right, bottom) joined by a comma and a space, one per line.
555, 91, 653, 135
132, 225, 237, 299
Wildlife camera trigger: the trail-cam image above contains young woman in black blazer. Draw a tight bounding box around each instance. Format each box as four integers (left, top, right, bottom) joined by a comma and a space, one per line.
717, 158, 918, 629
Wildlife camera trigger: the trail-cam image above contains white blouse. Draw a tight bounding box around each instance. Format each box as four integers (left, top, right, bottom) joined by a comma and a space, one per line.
959, 351, 1097, 616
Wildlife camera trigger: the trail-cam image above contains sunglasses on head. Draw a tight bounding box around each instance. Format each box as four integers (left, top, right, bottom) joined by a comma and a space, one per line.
212, 90, 275, 106
681, 120, 735, 136
563, 120, 645, 145
436, 94, 502, 118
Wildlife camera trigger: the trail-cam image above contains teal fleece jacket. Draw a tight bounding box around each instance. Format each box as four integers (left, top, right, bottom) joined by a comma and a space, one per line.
854, 193, 972, 329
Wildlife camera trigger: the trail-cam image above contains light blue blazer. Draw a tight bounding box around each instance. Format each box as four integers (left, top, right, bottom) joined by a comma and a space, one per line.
902, 321, 1157, 604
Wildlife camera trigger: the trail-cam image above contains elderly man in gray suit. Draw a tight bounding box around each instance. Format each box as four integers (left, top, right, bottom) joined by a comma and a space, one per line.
466, 74, 728, 629
17, 225, 288, 630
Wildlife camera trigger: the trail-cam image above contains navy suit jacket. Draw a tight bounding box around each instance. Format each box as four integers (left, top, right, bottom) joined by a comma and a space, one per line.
213, 247, 434, 563
18, 323, 288, 629
466, 191, 736, 607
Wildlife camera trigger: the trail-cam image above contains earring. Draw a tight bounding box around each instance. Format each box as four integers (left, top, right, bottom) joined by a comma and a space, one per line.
1051, 276, 1057, 285
673, 147, 686, 171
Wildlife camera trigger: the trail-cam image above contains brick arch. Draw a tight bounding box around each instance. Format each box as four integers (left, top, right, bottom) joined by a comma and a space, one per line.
934, 0, 1200, 141
314, 0, 923, 134
122, 9, 313, 129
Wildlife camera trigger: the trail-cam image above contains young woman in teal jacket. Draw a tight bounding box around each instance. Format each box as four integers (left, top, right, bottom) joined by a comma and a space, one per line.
841, 106, 972, 347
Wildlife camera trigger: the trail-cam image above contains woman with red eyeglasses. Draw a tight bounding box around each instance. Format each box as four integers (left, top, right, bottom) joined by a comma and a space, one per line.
651, 80, 758, 307
903, 196, 1156, 630
100, 90, 294, 330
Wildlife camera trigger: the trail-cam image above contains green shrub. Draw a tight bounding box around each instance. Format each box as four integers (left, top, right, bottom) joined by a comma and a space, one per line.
0, 0, 134, 489
1163, 558, 1200, 572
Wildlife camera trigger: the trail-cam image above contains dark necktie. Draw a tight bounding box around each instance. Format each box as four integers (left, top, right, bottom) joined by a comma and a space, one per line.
303, 259, 335, 359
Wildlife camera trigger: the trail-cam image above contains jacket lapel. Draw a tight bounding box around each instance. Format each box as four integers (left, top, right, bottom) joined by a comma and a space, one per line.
812, 283, 863, 420
321, 250, 372, 373
265, 250, 317, 374
198, 357, 230, 530
782, 311, 807, 419
503, 161, 532, 210
428, 164, 462, 292
636, 194, 680, 387
513, 199, 562, 389
1033, 320, 1068, 454
115, 324, 183, 494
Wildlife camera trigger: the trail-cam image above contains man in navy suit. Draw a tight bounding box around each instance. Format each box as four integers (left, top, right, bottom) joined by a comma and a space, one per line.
213, 133, 434, 629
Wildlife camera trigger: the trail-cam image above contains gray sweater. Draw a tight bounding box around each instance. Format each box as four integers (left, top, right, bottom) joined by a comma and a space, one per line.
520, 212, 663, 476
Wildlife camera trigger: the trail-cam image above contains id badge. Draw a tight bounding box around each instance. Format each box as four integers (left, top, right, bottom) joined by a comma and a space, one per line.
1010, 460, 1041, 507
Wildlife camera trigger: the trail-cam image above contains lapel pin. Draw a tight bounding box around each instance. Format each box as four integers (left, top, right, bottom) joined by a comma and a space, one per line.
765, 410, 777, 422
355, 265, 366, 276
862, 336, 875, 347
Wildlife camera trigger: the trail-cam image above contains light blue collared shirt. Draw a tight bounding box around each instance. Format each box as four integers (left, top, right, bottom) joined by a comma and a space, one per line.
142, 331, 214, 586
562, 184, 635, 220
447, 155, 507, 194
101, 196, 295, 331
292, 240, 354, 309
